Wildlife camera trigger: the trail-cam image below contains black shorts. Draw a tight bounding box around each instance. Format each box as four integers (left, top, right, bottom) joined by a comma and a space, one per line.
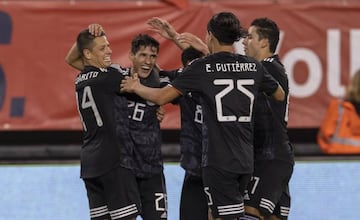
136, 172, 167, 220
203, 166, 251, 219
244, 160, 293, 220
180, 172, 208, 220
83, 166, 141, 220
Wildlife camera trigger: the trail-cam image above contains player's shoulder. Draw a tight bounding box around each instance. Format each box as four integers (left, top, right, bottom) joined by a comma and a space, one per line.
263, 57, 275, 63
262, 55, 284, 71
78, 65, 106, 77
262, 55, 282, 66
109, 64, 131, 76
186, 57, 205, 68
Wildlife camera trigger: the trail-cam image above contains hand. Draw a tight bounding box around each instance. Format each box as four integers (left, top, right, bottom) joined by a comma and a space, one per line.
147, 17, 179, 40
177, 33, 209, 55
120, 73, 140, 93
156, 106, 165, 122
88, 23, 105, 36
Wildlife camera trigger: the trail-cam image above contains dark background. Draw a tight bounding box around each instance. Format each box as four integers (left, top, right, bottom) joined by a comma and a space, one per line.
0, 129, 323, 161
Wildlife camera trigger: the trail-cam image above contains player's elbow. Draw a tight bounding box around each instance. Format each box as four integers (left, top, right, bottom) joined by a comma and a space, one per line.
65, 56, 71, 65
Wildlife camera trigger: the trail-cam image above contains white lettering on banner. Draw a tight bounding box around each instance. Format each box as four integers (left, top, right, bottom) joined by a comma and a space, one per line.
235, 29, 360, 98
327, 29, 343, 97
283, 48, 322, 98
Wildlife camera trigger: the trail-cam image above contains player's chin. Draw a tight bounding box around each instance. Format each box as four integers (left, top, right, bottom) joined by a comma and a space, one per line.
104, 61, 112, 67
138, 69, 151, 78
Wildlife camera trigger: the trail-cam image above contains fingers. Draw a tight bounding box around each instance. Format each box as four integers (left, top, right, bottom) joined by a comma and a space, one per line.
88, 23, 104, 36
156, 106, 165, 122
147, 17, 164, 28
177, 33, 209, 55
120, 74, 139, 93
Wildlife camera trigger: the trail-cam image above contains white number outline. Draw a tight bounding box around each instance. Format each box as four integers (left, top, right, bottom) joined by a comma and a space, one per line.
204, 187, 213, 206
128, 101, 146, 121
249, 176, 260, 194
155, 193, 167, 212
194, 104, 203, 124
214, 79, 255, 122
284, 94, 290, 122
76, 86, 103, 131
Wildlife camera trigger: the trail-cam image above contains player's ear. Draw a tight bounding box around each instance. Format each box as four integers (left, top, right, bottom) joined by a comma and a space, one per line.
84, 49, 92, 60
261, 38, 269, 49
129, 51, 135, 62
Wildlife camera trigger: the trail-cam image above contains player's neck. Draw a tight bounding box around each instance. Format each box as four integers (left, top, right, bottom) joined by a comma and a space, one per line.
257, 50, 274, 61
212, 45, 234, 54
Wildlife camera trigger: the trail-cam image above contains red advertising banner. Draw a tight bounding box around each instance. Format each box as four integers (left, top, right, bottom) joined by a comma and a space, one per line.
0, 1, 360, 130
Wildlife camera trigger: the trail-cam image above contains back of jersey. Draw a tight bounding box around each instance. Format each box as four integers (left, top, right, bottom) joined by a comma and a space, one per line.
172, 52, 280, 174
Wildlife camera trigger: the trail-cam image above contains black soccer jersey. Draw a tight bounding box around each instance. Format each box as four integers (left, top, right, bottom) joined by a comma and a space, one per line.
121, 67, 163, 178
171, 52, 280, 174
161, 69, 203, 177
75, 66, 133, 178
253, 55, 294, 164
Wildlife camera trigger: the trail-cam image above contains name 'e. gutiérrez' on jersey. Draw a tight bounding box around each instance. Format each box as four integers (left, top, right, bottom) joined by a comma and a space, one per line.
205, 62, 257, 73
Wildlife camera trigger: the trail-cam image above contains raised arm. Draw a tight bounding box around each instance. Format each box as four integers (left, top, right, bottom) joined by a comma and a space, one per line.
65, 42, 83, 70
147, 17, 209, 55
65, 23, 105, 71
147, 17, 185, 49
177, 32, 209, 55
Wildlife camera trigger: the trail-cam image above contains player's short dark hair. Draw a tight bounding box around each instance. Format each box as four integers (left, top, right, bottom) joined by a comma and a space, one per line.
251, 17, 280, 53
207, 12, 245, 45
181, 47, 205, 67
76, 28, 106, 58
131, 34, 160, 54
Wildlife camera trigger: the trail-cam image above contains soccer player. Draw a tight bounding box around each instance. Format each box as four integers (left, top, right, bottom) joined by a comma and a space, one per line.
242, 18, 295, 220
73, 28, 140, 220
147, 17, 209, 220
121, 33, 168, 220
161, 47, 208, 220
66, 26, 167, 220
120, 12, 285, 220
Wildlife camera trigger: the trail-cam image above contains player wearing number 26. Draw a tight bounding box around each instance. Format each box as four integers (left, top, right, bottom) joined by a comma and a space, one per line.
120, 12, 285, 220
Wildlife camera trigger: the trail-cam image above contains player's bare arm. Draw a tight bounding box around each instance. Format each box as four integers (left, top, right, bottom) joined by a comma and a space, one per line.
147, 17, 194, 50
65, 23, 105, 71
147, 17, 209, 55
147, 17, 179, 41
65, 42, 83, 70
272, 84, 285, 101
176, 32, 210, 55
120, 74, 180, 105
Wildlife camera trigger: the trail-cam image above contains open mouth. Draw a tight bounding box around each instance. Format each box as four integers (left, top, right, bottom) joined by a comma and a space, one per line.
104, 56, 111, 62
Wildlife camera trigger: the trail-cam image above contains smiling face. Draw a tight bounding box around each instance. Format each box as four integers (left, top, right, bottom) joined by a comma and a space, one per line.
130, 45, 158, 78
84, 36, 112, 68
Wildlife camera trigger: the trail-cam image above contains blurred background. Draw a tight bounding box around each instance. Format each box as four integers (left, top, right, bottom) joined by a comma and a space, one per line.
1, 0, 360, 219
